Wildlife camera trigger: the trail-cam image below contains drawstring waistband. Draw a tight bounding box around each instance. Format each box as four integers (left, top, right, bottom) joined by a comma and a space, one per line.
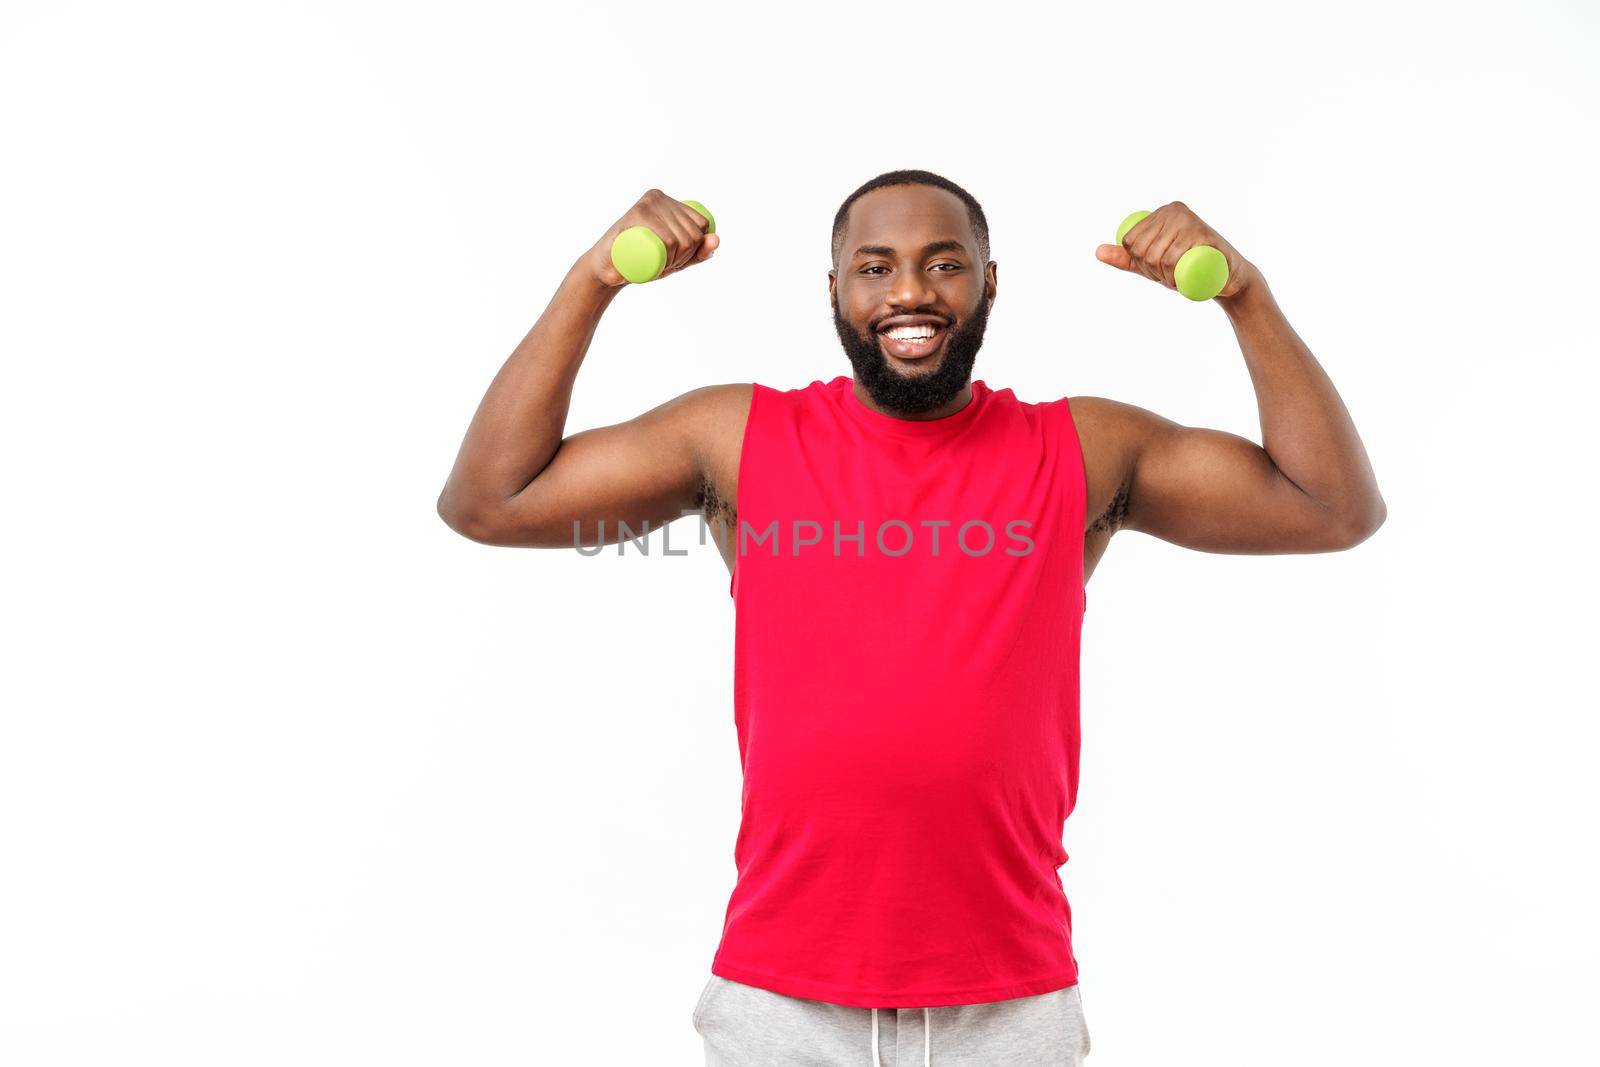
870, 1006, 932, 1066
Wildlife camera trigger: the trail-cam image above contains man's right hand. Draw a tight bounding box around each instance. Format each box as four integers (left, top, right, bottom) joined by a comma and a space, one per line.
581, 189, 720, 289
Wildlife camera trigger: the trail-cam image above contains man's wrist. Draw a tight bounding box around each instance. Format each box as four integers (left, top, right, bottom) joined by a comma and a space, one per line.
563, 257, 623, 311
1216, 263, 1272, 317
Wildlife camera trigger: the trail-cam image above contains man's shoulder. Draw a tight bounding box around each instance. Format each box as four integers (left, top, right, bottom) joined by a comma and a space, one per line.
1060, 394, 1121, 418
989, 387, 1121, 418
1058, 395, 1185, 481
1061, 394, 1164, 440
673, 381, 755, 425
643, 384, 754, 473
998, 391, 1125, 436
683, 376, 846, 410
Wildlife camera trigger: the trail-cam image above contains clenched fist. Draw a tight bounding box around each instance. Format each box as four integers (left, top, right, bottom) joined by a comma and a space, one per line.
582, 189, 720, 289
1096, 202, 1258, 300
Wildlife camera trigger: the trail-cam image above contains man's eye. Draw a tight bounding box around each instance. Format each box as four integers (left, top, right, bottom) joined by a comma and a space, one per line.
861, 264, 960, 275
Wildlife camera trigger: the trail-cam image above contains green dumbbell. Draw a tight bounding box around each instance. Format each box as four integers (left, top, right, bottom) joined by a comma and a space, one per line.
1116, 210, 1228, 301
609, 200, 716, 284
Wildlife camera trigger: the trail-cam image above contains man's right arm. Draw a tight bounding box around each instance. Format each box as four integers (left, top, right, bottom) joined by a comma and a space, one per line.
436, 190, 731, 549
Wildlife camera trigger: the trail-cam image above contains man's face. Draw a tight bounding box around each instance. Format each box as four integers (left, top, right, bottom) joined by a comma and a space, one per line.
830, 184, 997, 414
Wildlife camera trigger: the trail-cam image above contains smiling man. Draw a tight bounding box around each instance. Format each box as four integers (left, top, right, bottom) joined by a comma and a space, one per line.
829, 203, 993, 416
437, 170, 1386, 1066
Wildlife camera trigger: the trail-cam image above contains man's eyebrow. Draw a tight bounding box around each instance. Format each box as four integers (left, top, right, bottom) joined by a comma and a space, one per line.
851, 240, 969, 259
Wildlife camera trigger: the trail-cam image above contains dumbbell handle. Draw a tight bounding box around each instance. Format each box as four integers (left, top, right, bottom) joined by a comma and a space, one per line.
610, 200, 716, 285
1115, 210, 1228, 302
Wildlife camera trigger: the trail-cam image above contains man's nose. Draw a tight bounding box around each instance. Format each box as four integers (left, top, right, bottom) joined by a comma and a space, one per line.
887, 268, 937, 309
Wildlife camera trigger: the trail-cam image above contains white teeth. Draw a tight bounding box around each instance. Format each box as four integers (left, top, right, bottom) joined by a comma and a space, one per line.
884, 325, 940, 340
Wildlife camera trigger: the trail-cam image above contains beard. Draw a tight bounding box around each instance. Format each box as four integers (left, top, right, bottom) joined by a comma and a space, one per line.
831, 292, 991, 415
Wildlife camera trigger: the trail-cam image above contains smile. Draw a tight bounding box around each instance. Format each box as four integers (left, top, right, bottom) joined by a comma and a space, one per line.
878, 325, 948, 360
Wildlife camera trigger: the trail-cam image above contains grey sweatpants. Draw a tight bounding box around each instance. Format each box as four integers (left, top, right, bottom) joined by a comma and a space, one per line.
692, 973, 1092, 1066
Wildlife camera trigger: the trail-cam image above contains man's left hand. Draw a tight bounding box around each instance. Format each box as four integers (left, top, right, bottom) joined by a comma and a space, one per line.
1096, 202, 1259, 300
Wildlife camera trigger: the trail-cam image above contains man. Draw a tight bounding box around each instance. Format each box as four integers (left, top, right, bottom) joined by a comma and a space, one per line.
437, 170, 1386, 1066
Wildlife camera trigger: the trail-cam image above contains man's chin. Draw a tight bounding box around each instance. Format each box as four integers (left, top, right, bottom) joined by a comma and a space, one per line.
880, 351, 945, 377
876, 333, 954, 372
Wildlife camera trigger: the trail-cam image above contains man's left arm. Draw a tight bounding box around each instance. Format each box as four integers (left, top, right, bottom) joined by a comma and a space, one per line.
1091, 202, 1386, 554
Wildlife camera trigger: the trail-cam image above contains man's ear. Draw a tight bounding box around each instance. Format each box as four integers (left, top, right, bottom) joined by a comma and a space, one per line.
827, 270, 836, 301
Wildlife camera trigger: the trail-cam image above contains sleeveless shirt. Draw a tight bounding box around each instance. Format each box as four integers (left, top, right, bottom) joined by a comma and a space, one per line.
710, 375, 1089, 1009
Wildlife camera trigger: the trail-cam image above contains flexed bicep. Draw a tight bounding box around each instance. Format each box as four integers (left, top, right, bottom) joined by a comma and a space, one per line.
1102, 399, 1359, 555
443, 383, 749, 549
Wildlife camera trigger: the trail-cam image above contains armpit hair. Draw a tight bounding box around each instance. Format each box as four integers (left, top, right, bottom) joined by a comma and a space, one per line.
1088, 477, 1130, 534
694, 471, 737, 530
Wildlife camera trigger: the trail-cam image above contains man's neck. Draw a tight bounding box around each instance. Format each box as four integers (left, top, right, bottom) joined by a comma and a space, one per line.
852, 379, 973, 421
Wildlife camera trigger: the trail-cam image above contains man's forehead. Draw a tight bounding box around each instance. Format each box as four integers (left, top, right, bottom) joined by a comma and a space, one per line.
845, 185, 969, 243
845, 218, 972, 260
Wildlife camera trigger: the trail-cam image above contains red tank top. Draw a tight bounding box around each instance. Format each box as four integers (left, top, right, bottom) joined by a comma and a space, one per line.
709, 375, 1089, 1008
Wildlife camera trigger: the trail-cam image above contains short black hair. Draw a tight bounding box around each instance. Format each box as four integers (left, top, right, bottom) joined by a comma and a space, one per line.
831, 169, 991, 269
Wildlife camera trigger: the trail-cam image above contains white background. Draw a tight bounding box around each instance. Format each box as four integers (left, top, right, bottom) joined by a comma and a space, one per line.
3, 1, 1596, 1064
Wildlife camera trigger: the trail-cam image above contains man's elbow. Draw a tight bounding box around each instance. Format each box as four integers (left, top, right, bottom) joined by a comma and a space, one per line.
1330, 496, 1387, 550
437, 489, 513, 546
